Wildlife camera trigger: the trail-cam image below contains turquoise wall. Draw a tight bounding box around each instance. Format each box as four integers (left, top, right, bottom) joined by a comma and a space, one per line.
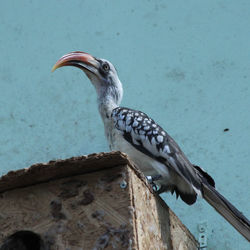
0, 1, 249, 249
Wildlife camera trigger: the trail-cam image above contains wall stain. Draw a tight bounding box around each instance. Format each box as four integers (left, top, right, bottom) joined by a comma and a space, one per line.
165, 69, 186, 82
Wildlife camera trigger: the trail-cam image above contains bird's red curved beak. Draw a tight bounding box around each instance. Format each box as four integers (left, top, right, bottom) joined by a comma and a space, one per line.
52, 51, 99, 74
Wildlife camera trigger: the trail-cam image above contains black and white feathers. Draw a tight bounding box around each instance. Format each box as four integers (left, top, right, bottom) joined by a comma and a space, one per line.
112, 107, 206, 204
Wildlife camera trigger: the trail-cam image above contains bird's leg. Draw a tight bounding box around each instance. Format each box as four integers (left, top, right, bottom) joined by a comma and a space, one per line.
146, 175, 162, 191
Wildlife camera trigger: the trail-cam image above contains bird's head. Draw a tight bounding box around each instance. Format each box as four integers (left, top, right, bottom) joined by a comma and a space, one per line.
52, 51, 123, 109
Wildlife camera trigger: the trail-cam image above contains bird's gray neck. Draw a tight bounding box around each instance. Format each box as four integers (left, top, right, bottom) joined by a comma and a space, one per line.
97, 85, 123, 121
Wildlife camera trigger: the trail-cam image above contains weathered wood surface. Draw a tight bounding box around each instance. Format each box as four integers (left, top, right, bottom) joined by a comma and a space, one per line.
0, 151, 129, 194
128, 167, 198, 250
0, 166, 133, 249
0, 152, 198, 249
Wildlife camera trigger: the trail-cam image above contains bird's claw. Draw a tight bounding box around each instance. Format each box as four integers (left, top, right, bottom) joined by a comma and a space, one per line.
146, 175, 162, 192
147, 174, 162, 183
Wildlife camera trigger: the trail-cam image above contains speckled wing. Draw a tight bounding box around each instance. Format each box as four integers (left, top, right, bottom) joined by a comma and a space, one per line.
111, 107, 201, 191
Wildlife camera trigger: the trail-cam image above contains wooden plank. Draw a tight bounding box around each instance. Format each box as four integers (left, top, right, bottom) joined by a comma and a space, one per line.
0, 151, 130, 193
129, 167, 198, 250
0, 166, 135, 250
0, 152, 198, 249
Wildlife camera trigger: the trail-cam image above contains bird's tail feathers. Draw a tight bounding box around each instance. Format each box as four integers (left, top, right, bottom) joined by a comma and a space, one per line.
202, 182, 250, 241
193, 165, 215, 188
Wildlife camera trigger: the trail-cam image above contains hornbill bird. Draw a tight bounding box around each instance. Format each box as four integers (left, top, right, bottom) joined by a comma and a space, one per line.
52, 51, 250, 241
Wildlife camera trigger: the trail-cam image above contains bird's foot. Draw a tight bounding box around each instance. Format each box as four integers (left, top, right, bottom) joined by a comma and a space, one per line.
146, 175, 162, 192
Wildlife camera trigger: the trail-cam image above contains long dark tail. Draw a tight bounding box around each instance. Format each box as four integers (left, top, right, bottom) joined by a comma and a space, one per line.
193, 165, 250, 241
202, 182, 250, 241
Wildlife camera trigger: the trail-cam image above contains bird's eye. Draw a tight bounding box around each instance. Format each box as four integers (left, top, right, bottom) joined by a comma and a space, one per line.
102, 62, 110, 72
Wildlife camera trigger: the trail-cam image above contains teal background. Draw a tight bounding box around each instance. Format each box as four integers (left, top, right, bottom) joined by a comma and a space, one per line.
0, 1, 249, 249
